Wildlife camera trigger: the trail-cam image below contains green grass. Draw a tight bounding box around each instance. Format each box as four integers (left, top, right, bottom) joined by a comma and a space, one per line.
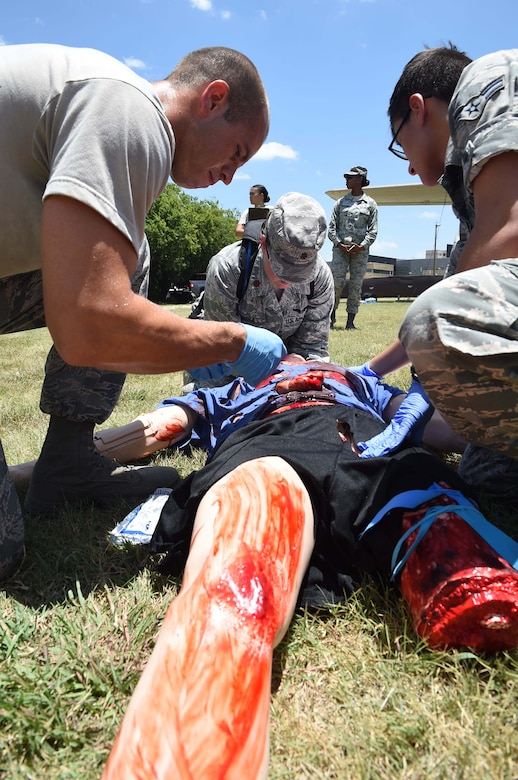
1, 301, 517, 779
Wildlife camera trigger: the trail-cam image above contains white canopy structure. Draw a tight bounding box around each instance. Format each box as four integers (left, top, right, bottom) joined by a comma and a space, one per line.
325, 182, 451, 207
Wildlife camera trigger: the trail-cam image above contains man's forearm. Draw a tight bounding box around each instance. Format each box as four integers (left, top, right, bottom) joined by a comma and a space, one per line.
52, 292, 247, 374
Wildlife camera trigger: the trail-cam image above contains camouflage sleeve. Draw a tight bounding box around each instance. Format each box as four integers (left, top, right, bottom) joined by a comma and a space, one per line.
327, 201, 341, 247
448, 50, 518, 191
361, 198, 378, 249
203, 244, 242, 323
285, 260, 334, 360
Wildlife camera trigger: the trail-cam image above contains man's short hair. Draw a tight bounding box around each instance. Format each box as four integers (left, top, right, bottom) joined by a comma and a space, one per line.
167, 46, 269, 128
388, 44, 472, 127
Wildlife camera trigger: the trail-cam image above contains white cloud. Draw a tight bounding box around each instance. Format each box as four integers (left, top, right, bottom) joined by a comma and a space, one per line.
372, 239, 398, 251
220, 10, 232, 19
254, 142, 298, 161
191, 0, 212, 10
420, 210, 440, 220
234, 172, 251, 180
124, 57, 148, 71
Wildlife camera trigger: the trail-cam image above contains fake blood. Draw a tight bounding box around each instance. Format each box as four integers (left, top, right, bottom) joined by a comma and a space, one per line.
399, 491, 518, 652
103, 459, 308, 779
154, 419, 186, 443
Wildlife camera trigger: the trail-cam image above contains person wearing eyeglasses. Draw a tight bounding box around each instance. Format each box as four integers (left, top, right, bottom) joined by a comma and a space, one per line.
369, 44, 518, 504
327, 166, 378, 330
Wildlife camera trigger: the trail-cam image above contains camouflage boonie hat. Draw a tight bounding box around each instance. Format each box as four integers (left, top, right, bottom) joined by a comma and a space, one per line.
266, 192, 327, 284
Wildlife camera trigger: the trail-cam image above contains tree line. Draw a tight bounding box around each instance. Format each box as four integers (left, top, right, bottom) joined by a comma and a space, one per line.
146, 183, 239, 302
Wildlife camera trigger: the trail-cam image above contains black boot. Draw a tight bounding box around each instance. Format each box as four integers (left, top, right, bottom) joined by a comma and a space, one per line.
458, 444, 518, 504
25, 417, 180, 516
0, 442, 26, 581
346, 313, 357, 330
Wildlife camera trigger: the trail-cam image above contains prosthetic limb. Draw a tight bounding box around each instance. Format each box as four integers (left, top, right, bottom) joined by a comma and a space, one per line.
398, 488, 518, 652
93, 406, 194, 462
8, 406, 193, 487
102, 456, 315, 780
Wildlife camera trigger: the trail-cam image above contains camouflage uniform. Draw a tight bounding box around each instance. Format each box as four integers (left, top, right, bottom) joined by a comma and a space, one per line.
0, 250, 150, 577
204, 243, 333, 360
328, 192, 378, 317
400, 50, 518, 460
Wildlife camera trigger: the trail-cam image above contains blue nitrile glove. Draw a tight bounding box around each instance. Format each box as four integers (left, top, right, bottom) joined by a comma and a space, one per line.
347, 361, 383, 380
357, 378, 434, 458
189, 324, 287, 387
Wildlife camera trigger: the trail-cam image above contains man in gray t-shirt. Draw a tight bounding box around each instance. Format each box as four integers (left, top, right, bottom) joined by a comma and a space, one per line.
0, 43, 283, 580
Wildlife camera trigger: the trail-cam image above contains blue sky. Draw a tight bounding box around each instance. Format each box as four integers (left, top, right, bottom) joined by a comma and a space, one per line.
2, 0, 518, 261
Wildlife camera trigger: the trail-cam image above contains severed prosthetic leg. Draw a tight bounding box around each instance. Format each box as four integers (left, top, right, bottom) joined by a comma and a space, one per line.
102, 456, 315, 780
93, 407, 194, 462
9, 407, 194, 486
393, 486, 518, 652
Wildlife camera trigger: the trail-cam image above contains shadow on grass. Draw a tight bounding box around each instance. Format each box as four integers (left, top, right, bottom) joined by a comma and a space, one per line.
5, 489, 148, 608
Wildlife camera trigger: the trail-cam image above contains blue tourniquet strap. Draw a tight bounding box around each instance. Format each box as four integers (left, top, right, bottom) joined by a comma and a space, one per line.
359, 483, 518, 581
359, 483, 475, 538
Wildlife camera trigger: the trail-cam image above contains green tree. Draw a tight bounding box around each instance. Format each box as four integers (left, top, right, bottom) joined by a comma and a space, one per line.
145, 183, 239, 301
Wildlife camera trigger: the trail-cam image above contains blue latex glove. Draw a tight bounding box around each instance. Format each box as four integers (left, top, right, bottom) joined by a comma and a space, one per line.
347, 361, 383, 380
189, 324, 287, 387
357, 379, 434, 458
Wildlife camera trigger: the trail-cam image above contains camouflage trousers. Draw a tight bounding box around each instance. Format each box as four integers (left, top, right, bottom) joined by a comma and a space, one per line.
330, 246, 369, 317
400, 259, 518, 457
0, 257, 149, 573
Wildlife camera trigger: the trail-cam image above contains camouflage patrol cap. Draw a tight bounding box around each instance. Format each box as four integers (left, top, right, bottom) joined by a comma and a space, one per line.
265, 192, 327, 284
344, 165, 368, 178
344, 165, 370, 185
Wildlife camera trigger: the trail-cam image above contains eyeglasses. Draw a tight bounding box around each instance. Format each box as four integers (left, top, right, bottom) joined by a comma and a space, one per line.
388, 107, 411, 160
388, 95, 432, 161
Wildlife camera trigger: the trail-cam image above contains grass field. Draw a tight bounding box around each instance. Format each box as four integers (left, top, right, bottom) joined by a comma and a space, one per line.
1, 300, 517, 779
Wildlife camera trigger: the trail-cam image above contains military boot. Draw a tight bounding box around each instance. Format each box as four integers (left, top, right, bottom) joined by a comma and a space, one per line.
458, 443, 518, 504
346, 313, 357, 330
25, 416, 180, 516
0, 442, 26, 581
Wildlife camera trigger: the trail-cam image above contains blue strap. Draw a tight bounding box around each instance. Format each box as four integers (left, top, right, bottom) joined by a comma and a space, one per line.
359, 483, 476, 539
390, 503, 518, 581
359, 483, 518, 579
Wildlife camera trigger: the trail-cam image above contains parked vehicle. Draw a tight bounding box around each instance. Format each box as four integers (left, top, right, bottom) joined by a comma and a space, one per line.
341, 274, 444, 301
188, 273, 206, 298
165, 284, 192, 304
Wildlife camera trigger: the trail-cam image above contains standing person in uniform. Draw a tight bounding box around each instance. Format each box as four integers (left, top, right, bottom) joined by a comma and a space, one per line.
328, 166, 378, 330
371, 44, 518, 502
0, 43, 285, 581
235, 184, 271, 239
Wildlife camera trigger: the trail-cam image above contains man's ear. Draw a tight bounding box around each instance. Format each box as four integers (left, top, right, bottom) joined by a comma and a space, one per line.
199, 80, 230, 118
409, 93, 427, 126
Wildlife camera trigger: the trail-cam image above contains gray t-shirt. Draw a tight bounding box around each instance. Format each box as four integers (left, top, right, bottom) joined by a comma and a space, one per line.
0, 43, 174, 278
